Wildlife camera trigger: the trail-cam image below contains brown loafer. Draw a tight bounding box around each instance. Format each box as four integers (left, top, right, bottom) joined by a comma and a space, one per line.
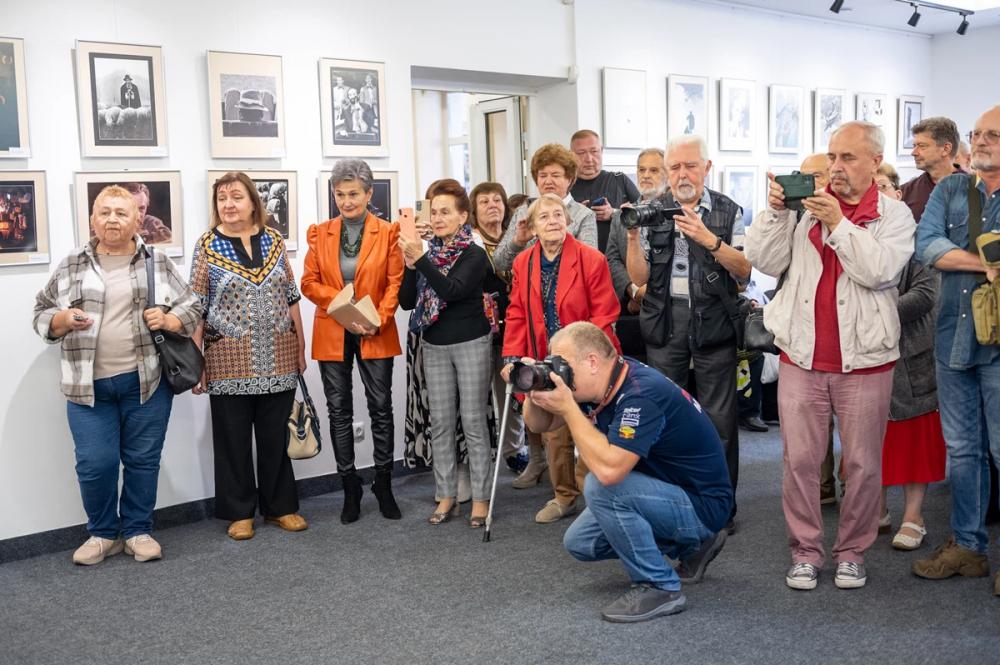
266, 513, 308, 532
227, 519, 255, 541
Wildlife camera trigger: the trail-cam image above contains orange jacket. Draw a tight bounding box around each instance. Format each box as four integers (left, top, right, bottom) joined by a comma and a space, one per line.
301, 213, 403, 360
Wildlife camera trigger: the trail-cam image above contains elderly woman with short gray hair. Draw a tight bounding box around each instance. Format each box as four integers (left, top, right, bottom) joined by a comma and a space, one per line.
301, 159, 405, 524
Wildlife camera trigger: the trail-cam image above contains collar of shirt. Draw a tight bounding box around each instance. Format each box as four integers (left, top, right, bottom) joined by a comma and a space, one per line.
562, 193, 574, 206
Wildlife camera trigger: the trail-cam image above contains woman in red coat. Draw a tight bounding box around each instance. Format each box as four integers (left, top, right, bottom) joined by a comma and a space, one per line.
501, 193, 621, 524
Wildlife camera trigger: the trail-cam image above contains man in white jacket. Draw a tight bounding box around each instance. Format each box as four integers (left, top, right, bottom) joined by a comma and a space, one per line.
744, 121, 915, 591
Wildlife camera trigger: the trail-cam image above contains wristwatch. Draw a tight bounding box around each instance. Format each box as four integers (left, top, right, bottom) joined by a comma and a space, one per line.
708, 235, 723, 253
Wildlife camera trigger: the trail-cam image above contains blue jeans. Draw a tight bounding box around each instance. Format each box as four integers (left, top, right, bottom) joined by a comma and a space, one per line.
563, 472, 714, 591
936, 359, 1000, 554
67, 372, 173, 539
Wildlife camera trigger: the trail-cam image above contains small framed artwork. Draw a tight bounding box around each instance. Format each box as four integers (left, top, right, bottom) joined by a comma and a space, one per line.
856, 92, 888, 131
0, 37, 31, 158
898, 95, 925, 156
602, 67, 647, 149
74, 40, 168, 157
768, 85, 804, 154
667, 74, 709, 140
814, 88, 847, 152
317, 170, 398, 222
719, 78, 755, 152
207, 50, 285, 158
722, 166, 758, 228
318, 58, 388, 158
207, 170, 298, 250
74, 171, 183, 257
0, 171, 48, 265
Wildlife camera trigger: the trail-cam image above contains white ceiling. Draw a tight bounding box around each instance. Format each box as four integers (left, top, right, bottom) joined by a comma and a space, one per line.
701, 0, 1000, 34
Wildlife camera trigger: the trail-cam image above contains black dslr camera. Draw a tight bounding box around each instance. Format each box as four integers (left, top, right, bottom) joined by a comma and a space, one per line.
620, 200, 685, 230
774, 172, 816, 212
510, 355, 574, 393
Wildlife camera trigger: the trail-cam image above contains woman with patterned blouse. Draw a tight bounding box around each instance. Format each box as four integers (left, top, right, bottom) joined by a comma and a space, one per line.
190, 171, 308, 541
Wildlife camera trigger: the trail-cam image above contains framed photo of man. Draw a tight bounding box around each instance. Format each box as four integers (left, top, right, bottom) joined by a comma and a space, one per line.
898, 95, 924, 157
207, 170, 298, 250
316, 170, 397, 222
719, 78, 755, 152
74, 40, 167, 157
0, 171, 48, 266
768, 85, 804, 155
667, 74, 709, 141
207, 50, 285, 158
0, 37, 31, 158
318, 58, 388, 158
74, 171, 183, 257
814, 88, 847, 153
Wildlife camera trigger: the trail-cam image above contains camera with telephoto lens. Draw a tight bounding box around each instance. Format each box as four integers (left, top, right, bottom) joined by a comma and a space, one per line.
620, 200, 686, 230
774, 172, 816, 212
510, 355, 574, 393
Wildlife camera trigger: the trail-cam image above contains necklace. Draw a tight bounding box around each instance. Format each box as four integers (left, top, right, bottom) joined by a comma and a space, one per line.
341, 222, 364, 257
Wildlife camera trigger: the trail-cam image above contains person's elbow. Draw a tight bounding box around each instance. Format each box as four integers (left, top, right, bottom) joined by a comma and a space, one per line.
590, 459, 631, 486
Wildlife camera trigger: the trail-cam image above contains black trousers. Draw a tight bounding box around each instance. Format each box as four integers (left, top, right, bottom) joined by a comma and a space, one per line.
646, 299, 740, 517
738, 353, 764, 420
319, 332, 394, 474
209, 390, 299, 520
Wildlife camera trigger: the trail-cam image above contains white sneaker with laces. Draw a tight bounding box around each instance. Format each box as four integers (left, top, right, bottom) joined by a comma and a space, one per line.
785, 562, 819, 590
834, 561, 867, 589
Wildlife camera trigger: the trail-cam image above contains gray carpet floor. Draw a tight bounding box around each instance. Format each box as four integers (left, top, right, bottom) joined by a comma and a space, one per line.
2, 427, 999, 665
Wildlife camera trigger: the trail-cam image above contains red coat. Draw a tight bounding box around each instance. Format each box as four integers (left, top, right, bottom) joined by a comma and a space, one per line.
503, 233, 621, 360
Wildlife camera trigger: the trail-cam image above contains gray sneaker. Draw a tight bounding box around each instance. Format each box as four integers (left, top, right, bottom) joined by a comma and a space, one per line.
676, 529, 727, 584
786, 562, 819, 590
600, 583, 686, 623
834, 561, 867, 589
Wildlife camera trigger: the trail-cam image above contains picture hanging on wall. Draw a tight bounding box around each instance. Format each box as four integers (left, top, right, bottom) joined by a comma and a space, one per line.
667, 74, 709, 141
814, 88, 847, 152
856, 92, 888, 132
0, 171, 48, 266
719, 78, 755, 152
602, 67, 647, 149
898, 95, 924, 156
722, 165, 757, 228
207, 170, 298, 250
74, 40, 167, 158
768, 85, 804, 154
317, 170, 397, 222
0, 36, 31, 158
74, 171, 184, 257
207, 50, 285, 158
318, 58, 388, 158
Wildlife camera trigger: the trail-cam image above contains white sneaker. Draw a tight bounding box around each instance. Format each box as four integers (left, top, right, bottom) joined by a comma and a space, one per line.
72, 536, 123, 565
785, 562, 819, 590
124, 534, 162, 562
834, 561, 867, 589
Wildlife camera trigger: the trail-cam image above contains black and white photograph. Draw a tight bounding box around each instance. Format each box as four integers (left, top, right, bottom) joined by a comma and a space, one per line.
769, 85, 803, 154
602, 67, 647, 148
219, 74, 279, 138
0, 37, 30, 158
668, 74, 709, 140
719, 78, 754, 151
74, 41, 167, 157
207, 170, 298, 249
0, 172, 48, 265
898, 95, 925, 156
722, 166, 757, 228
208, 51, 285, 158
319, 58, 388, 157
318, 170, 397, 223
856, 92, 888, 131
814, 88, 847, 152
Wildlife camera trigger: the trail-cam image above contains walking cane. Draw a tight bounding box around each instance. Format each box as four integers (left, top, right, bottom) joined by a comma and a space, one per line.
483, 381, 515, 542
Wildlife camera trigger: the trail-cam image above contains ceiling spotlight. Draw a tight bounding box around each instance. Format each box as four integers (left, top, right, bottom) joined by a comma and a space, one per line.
957, 14, 969, 34
830, 0, 845, 13
907, 5, 921, 27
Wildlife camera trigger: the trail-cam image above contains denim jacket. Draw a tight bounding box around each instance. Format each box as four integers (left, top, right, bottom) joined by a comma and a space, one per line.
916, 173, 1000, 370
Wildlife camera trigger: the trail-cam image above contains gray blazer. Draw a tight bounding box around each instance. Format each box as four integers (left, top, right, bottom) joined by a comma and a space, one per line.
890, 259, 940, 421
490, 198, 597, 272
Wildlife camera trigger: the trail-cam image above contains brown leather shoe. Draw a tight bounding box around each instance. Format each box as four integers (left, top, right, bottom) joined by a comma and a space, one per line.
912, 537, 988, 579
227, 519, 255, 541
266, 513, 308, 532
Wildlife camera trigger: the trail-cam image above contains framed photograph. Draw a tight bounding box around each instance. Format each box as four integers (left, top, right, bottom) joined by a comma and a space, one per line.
814, 88, 847, 152
719, 78, 755, 152
856, 92, 888, 131
318, 58, 388, 158
317, 170, 397, 222
667, 74, 709, 140
0, 171, 48, 265
74, 40, 167, 157
602, 67, 647, 149
768, 85, 804, 154
207, 170, 298, 250
74, 171, 183, 257
722, 166, 758, 228
207, 50, 285, 158
0, 37, 30, 158
898, 95, 925, 156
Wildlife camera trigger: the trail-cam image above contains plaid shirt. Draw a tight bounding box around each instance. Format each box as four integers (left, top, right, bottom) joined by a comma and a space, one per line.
32, 236, 202, 406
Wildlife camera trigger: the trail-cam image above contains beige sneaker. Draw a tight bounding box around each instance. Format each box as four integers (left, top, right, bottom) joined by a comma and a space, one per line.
72, 536, 123, 565
124, 534, 162, 562
534, 499, 576, 524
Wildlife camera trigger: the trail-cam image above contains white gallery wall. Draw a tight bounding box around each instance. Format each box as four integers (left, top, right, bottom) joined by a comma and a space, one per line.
929, 23, 1000, 133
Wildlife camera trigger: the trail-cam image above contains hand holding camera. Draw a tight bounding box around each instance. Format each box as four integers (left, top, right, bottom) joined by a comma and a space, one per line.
504, 355, 575, 393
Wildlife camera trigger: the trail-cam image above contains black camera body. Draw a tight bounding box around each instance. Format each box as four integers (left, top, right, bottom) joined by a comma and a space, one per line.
620, 200, 685, 230
510, 355, 574, 393
774, 172, 816, 212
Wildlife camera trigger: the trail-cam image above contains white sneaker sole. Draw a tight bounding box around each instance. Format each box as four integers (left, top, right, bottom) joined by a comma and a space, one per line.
835, 576, 866, 589
786, 576, 818, 590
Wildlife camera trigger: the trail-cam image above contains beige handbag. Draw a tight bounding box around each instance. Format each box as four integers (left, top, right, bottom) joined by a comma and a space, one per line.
287, 375, 322, 460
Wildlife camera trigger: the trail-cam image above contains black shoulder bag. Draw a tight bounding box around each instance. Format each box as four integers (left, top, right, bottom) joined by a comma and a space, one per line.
145, 248, 204, 394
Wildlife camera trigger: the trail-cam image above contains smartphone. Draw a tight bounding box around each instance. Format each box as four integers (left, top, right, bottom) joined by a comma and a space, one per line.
398, 207, 417, 240
590, 196, 608, 207
72, 313, 88, 322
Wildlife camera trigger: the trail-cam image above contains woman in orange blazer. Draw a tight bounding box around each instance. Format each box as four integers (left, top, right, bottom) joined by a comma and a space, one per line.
501, 194, 621, 525
301, 159, 404, 524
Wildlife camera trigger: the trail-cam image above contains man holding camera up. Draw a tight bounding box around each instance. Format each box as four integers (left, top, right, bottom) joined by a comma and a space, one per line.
624, 135, 750, 532
517, 321, 732, 623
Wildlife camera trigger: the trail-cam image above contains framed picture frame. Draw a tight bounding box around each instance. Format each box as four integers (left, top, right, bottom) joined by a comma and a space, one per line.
318, 58, 388, 158
602, 67, 647, 149
316, 170, 398, 222
74, 171, 183, 257
207, 50, 285, 158
814, 88, 847, 152
856, 92, 888, 132
721, 165, 758, 228
898, 95, 925, 156
667, 74, 709, 140
768, 85, 804, 154
0, 37, 31, 158
74, 40, 168, 158
207, 170, 298, 250
719, 78, 755, 152
0, 171, 48, 265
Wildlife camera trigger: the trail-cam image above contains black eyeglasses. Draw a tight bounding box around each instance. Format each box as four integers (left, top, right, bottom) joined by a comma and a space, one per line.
968, 129, 1000, 145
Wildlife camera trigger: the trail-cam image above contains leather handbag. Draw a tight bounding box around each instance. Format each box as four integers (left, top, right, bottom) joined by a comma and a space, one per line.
287, 374, 322, 460
145, 250, 204, 394
743, 305, 779, 354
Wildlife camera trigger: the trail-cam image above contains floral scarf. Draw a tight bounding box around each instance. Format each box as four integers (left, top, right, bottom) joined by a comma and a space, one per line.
410, 223, 474, 332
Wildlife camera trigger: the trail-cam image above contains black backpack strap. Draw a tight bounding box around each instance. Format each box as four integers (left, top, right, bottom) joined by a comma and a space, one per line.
145, 246, 155, 306
968, 176, 986, 283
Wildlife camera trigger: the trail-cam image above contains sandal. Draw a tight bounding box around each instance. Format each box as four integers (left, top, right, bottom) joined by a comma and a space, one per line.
469, 514, 487, 528
892, 521, 926, 550
428, 503, 460, 525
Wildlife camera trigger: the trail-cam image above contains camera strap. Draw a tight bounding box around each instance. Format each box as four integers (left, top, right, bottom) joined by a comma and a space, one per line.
588, 356, 627, 423
526, 247, 540, 359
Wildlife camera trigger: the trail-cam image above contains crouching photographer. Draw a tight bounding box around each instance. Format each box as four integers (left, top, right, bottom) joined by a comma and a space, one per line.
519, 322, 733, 623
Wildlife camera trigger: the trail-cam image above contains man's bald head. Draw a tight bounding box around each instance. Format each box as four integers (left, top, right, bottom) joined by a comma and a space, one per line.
800, 153, 831, 190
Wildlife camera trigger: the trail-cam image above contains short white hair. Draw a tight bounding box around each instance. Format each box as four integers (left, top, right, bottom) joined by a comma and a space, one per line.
666, 134, 709, 162
831, 121, 885, 155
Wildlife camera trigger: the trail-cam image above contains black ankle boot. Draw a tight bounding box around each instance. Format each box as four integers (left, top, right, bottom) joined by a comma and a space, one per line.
372, 467, 402, 520
340, 473, 363, 524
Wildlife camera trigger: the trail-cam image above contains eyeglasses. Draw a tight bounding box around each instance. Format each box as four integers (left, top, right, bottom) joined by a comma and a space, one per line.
968, 129, 1000, 145
876, 182, 897, 193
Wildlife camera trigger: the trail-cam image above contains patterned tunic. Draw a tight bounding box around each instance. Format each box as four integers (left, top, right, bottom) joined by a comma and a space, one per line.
190, 227, 301, 395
